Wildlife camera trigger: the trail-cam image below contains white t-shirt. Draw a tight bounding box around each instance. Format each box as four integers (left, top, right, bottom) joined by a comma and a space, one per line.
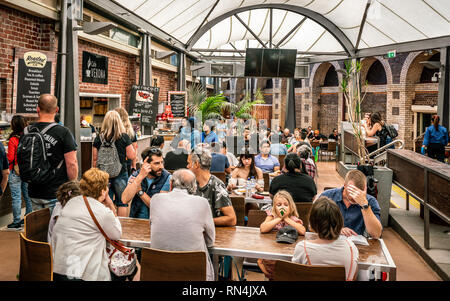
226, 152, 239, 167
47, 202, 62, 243
51, 195, 122, 281
292, 237, 359, 280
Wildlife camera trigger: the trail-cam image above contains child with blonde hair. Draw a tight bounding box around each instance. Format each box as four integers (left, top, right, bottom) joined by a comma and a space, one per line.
260, 190, 306, 234
258, 190, 306, 280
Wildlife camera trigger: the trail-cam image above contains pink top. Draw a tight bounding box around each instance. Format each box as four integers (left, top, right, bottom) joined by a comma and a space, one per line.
265, 210, 303, 230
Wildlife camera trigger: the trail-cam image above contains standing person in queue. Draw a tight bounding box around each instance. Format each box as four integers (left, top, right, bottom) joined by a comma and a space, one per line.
121, 147, 172, 219
93, 110, 136, 216
187, 146, 236, 226
25, 94, 78, 212
7, 115, 32, 229
115, 107, 138, 175
422, 115, 448, 162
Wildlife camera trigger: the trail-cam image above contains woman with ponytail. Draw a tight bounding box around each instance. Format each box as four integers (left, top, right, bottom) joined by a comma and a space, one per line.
269, 153, 317, 202
422, 115, 448, 162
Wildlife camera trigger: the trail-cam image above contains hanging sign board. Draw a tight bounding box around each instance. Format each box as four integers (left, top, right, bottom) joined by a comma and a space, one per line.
82, 51, 108, 84
129, 85, 160, 126
168, 91, 187, 117
15, 49, 55, 114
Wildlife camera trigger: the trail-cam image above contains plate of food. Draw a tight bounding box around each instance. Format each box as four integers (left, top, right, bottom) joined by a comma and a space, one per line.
269, 171, 281, 177
257, 191, 270, 197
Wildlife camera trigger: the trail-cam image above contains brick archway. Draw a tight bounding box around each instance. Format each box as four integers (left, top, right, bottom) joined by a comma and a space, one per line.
360, 56, 393, 85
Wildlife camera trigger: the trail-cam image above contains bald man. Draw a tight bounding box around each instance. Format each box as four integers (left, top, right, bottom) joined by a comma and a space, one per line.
28, 94, 78, 212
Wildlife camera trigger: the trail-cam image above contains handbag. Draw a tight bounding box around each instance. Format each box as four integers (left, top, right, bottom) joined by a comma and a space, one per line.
83, 196, 137, 277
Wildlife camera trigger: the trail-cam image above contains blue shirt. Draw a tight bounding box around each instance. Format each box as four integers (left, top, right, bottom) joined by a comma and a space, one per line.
202, 131, 218, 144
254, 154, 280, 173
270, 143, 287, 155
320, 187, 381, 236
210, 153, 230, 172
145, 175, 172, 193
423, 125, 448, 146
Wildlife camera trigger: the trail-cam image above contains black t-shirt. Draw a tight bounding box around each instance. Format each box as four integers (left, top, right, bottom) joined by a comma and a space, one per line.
164, 148, 189, 171
0, 143, 8, 195
94, 133, 132, 176
269, 172, 317, 202
28, 122, 78, 199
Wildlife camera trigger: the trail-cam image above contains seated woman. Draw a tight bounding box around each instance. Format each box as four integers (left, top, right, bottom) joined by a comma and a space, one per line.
227, 151, 264, 192
292, 196, 359, 281
51, 168, 122, 281
254, 140, 280, 173
269, 153, 317, 202
288, 129, 311, 153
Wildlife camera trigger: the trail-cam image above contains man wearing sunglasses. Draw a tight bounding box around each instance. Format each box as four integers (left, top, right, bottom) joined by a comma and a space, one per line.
122, 147, 171, 219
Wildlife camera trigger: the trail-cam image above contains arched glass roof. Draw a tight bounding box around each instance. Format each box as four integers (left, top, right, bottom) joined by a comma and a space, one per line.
114, 0, 450, 58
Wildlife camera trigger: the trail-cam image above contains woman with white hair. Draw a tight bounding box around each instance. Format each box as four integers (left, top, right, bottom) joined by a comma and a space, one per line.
93, 110, 136, 216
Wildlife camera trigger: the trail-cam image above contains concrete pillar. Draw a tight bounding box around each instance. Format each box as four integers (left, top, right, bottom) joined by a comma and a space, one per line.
437, 47, 449, 128
178, 52, 186, 91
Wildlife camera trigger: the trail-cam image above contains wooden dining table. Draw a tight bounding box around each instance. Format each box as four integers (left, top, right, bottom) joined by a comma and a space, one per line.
118, 217, 397, 281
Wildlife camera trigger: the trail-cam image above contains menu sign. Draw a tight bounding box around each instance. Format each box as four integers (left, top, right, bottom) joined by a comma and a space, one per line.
82, 51, 108, 84
168, 91, 187, 117
16, 51, 52, 113
129, 85, 159, 126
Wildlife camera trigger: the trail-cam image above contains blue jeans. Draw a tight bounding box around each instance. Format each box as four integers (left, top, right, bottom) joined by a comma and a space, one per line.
109, 172, 128, 207
9, 170, 32, 224
30, 198, 58, 214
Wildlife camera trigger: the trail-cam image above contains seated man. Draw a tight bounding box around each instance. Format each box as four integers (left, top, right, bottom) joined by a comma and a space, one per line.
150, 169, 215, 281
164, 139, 189, 171
281, 128, 292, 144
122, 147, 171, 219
151, 135, 165, 156
255, 140, 280, 173
210, 142, 231, 174
319, 169, 382, 238
329, 128, 339, 141
310, 130, 327, 141
221, 141, 238, 170
270, 134, 288, 156
188, 146, 237, 226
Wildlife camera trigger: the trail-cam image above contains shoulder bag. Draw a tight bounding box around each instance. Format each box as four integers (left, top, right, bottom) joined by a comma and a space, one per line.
83, 196, 137, 277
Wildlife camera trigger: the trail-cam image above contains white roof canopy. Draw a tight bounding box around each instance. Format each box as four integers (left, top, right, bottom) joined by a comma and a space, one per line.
113, 0, 450, 59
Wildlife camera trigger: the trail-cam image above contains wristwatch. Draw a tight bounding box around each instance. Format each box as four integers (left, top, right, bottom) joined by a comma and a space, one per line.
361, 203, 370, 210
137, 190, 145, 197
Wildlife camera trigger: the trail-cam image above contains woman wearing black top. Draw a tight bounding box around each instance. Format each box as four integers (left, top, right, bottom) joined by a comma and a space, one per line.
269, 153, 317, 202
93, 110, 136, 216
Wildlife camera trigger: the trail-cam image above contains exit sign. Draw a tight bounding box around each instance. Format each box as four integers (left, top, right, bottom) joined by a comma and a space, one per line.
387, 50, 396, 58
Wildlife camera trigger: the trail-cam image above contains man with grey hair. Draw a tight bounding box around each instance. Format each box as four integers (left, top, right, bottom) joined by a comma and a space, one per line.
150, 168, 215, 280
188, 145, 236, 226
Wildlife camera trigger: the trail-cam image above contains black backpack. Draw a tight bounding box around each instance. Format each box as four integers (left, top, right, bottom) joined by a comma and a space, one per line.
383, 124, 398, 139
17, 123, 64, 184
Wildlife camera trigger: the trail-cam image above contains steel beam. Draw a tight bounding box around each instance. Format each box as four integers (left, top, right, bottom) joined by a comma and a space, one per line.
186, 0, 221, 46
186, 4, 355, 56
355, 0, 372, 50
275, 17, 306, 48
234, 14, 267, 48
437, 47, 449, 129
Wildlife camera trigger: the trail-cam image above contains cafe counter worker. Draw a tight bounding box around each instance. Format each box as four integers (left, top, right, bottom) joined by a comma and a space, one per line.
421, 115, 448, 163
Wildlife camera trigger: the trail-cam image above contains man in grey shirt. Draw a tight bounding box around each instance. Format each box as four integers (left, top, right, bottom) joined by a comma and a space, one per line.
188, 145, 236, 227
150, 169, 215, 280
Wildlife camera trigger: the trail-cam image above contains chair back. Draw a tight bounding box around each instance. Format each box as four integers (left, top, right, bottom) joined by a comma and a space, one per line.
263, 173, 270, 191
278, 155, 286, 170
247, 210, 268, 227
327, 141, 337, 151
295, 202, 313, 230
24, 208, 51, 242
310, 141, 320, 148
211, 171, 226, 184
140, 248, 206, 281
273, 260, 345, 281
230, 196, 245, 226
19, 233, 53, 281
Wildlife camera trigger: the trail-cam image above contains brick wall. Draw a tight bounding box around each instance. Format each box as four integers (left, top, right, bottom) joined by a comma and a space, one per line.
78, 39, 138, 110
318, 93, 338, 136
0, 4, 56, 112
152, 67, 177, 104
361, 92, 387, 120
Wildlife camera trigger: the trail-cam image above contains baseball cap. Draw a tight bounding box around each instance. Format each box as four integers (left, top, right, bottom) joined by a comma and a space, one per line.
276, 226, 299, 244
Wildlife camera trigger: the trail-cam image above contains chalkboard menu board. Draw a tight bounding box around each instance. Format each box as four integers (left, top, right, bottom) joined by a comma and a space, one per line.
168, 91, 186, 117
16, 51, 53, 113
82, 51, 108, 84
129, 85, 160, 126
